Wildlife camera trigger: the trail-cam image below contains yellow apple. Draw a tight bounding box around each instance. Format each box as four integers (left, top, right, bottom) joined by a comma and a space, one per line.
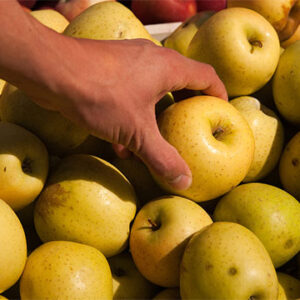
273, 41, 300, 126
0, 84, 89, 155
0, 199, 27, 293
227, 0, 297, 34
129, 195, 212, 287
30, 9, 69, 33
180, 222, 278, 299
108, 251, 159, 299
0, 122, 49, 211
164, 11, 214, 56
34, 154, 137, 258
187, 7, 281, 97
213, 183, 300, 268
277, 272, 300, 300
156, 96, 255, 202
20, 241, 113, 300
63, 1, 160, 45
230, 96, 284, 182
279, 131, 300, 200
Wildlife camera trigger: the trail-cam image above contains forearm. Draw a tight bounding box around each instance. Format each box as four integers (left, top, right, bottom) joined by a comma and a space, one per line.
0, 0, 92, 110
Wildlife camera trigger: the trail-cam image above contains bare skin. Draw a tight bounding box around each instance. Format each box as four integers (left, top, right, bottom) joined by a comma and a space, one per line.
0, 0, 228, 190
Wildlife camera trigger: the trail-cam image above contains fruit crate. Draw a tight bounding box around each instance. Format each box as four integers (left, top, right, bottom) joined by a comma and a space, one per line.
145, 21, 182, 42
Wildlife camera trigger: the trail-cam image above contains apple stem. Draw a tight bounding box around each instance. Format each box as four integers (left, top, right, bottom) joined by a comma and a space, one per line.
213, 127, 225, 140
148, 218, 160, 231
249, 39, 263, 53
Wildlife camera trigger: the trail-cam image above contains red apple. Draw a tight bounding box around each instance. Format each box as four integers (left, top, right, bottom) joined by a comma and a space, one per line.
196, 0, 226, 12
130, 0, 197, 25
55, 0, 115, 21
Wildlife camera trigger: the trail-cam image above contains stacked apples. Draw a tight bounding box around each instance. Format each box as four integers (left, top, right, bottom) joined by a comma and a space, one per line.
0, 2, 300, 300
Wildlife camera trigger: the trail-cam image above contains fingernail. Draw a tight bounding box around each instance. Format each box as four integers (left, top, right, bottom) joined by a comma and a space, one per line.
168, 174, 192, 191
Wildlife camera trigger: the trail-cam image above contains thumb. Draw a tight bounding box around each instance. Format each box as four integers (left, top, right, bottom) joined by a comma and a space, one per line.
136, 127, 192, 191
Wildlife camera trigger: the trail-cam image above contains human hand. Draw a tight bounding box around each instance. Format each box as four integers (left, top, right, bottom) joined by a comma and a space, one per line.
0, 6, 227, 190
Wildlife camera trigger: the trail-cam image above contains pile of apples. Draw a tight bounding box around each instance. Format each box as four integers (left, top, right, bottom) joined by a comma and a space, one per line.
1, 1, 300, 299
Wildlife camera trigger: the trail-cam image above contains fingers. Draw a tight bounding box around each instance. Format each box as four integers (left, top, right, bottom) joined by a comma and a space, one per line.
135, 126, 192, 191
166, 50, 228, 101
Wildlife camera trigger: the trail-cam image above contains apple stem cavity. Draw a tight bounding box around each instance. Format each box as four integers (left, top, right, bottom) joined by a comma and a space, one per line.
22, 157, 33, 174
249, 39, 263, 53
213, 126, 225, 140
147, 218, 160, 231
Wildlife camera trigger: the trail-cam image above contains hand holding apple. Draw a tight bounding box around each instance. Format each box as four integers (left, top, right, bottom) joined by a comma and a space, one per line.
156, 96, 254, 202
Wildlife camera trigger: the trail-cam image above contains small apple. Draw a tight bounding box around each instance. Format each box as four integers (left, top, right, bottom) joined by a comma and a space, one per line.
156, 96, 255, 202
130, 0, 197, 25
55, 0, 116, 21
279, 131, 300, 200
230, 96, 284, 182
180, 222, 278, 299
164, 11, 214, 56
277, 272, 300, 300
34, 154, 137, 258
187, 7, 281, 97
213, 183, 300, 268
0, 199, 27, 293
273, 40, 300, 126
196, 0, 226, 12
0, 122, 49, 211
129, 195, 212, 287
108, 251, 159, 299
20, 241, 113, 300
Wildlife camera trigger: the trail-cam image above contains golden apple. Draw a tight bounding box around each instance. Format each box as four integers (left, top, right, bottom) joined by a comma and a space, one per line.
63, 1, 160, 45
273, 40, 300, 126
0, 122, 48, 211
108, 251, 159, 299
156, 96, 255, 202
230, 96, 284, 182
279, 131, 300, 200
0, 84, 89, 155
180, 222, 278, 299
164, 11, 214, 56
130, 195, 212, 287
277, 272, 300, 300
20, 241, 113, 300
30, 9, 69, 33
34, 154, 137, 257
0, 199, 27, 293
213, 183, 300, 268
227, 0, 297, 34
187, 7, 280, 97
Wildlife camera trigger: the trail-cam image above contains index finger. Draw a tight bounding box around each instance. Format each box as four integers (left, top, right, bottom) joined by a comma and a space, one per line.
165, 51, 228, 101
